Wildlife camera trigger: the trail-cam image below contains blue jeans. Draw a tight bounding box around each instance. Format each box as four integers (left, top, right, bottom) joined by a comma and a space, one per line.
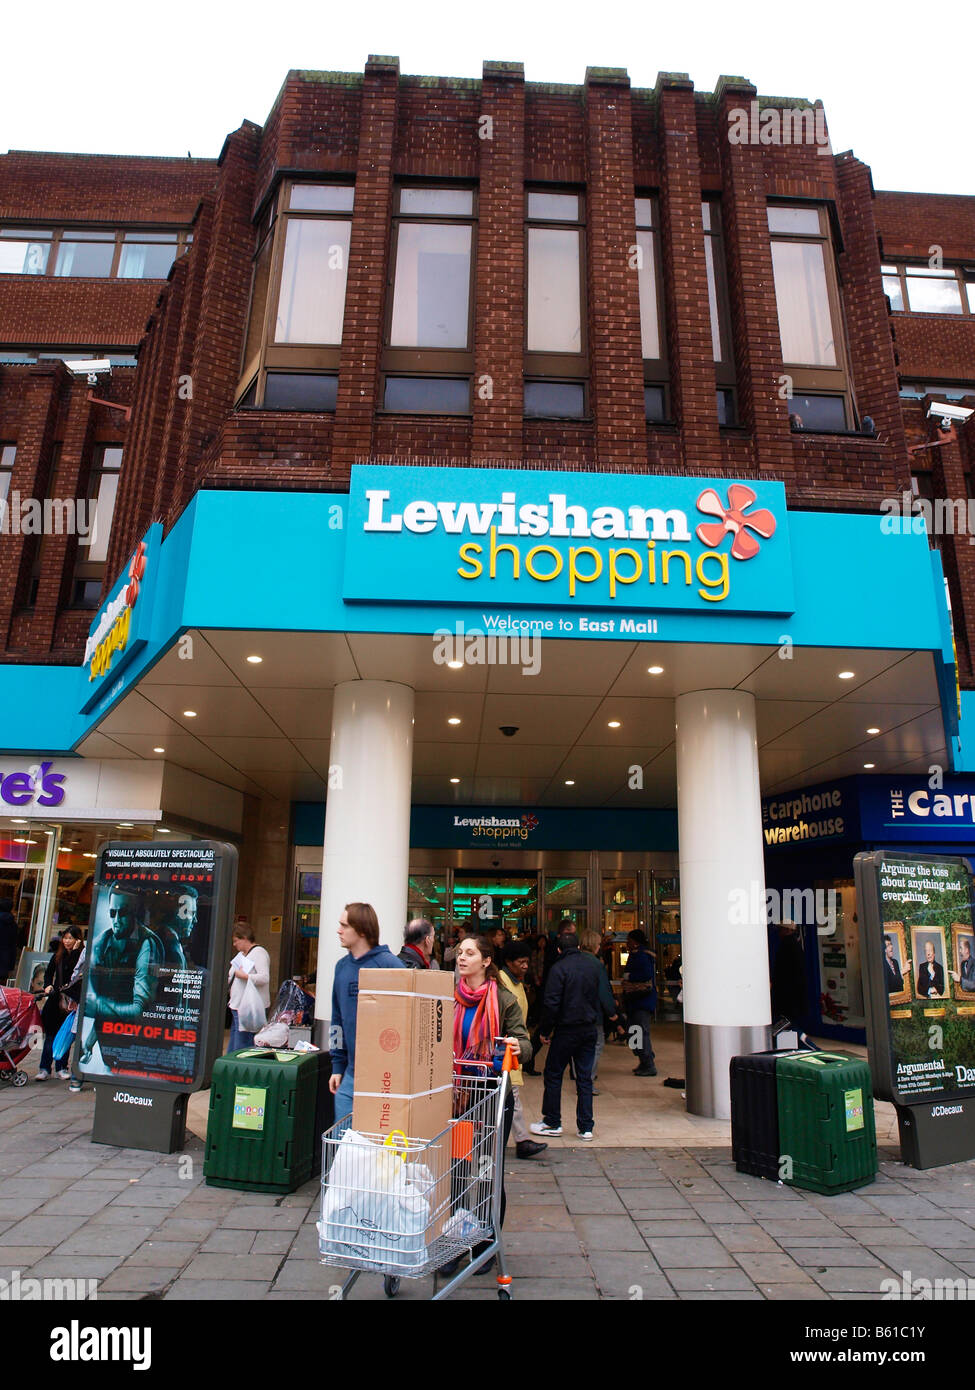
40, 1029, 71, 1073
333, 1069, 355, 1121
227, 1010, 255, 1053
542, 1027, 597, 1133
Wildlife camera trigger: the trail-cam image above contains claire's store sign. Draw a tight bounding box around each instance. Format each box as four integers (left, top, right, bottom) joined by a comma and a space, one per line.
345, 465, 794, 616
0, 760, 65, 809
80, 524, 161, 715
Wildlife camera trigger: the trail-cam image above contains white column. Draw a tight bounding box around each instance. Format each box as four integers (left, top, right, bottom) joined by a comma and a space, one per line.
316, 680, 414, 1033
675, 689, 771, 1118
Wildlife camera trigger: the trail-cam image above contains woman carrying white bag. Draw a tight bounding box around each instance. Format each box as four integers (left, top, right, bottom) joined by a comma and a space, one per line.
227, 925, 271, 1052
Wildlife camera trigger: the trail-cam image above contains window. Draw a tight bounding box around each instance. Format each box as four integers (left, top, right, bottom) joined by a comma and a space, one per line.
0, 226, 191, 279
768, 203, 853, 431
73, 446, 123, 606
0, 445, 15, 506
237, 182, 354, 410
703, 199, 737, 424
882, 262, 974, 316
383, 186, 475, 415
633, 197, 668, 422
525, 190, 586, 417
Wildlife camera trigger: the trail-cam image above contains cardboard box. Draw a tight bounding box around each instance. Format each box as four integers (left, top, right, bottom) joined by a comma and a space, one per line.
352, 969, 454, 1142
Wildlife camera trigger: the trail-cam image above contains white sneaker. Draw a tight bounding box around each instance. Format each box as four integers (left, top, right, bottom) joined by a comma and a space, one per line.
56, 1069, 71, 1080
530, 1120, 562, 1137
35, 1070, 49, 1081
577, 1130, 594, 1141
68, 1081, 82, 1093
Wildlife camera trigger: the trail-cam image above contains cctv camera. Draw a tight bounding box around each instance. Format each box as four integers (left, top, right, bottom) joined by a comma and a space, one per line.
498, 726, 519, 737
64, 358, 112, 386
927, 401, 974, 429
491, 858, 501, 869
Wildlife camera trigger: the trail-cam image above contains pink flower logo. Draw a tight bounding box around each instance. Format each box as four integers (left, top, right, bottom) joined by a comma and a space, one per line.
521, 814, 538, 831
696, 485, 776, 561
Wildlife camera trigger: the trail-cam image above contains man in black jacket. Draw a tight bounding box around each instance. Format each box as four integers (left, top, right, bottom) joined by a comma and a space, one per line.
530, 928, 600, 1141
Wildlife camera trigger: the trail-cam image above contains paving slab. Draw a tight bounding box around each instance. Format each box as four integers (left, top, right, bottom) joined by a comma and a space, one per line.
646, 1236, 735, 1268
572, 1214, 647, 1251
164, 1278, 272, 1300
178, 1253, 283, 1281
667, 1267, 758, 1291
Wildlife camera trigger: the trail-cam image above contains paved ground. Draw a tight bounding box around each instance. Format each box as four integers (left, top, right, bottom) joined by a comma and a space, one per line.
3, 1067, 975, 1301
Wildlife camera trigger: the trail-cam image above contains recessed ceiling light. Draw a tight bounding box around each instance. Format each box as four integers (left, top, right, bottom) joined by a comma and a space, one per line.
183, 710, 197, 717
118, 822, 134, 828
838, 671, 855, 680
246, 655, 263, 664
565, 780, 575, 786
449, 777, 461, 784
10, 819, 27, 825
447, 660, 463, 670
158, 827, 171, 834
647, 666, 664, 675
14, 838, 36, 845
83, 852, 97, 859
866, 727, 880, 735
863, 763, 875, 769
608, 720, 621, 729
153, 747, 165, 754
447, 717, 461, 725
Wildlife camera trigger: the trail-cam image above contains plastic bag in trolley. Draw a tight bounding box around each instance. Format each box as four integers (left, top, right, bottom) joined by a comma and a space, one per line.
319, 1128, 436, 1270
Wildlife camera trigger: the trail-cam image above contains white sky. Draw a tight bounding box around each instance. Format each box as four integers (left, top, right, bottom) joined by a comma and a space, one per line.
2, 0, 972, 196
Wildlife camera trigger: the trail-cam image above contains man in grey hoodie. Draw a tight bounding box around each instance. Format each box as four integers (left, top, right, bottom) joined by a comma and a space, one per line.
328, 902, 405, 1119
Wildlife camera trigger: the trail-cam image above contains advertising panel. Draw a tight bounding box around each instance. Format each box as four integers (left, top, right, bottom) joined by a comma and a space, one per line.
77, 840, 237, 1092
855, 850, 975, 1105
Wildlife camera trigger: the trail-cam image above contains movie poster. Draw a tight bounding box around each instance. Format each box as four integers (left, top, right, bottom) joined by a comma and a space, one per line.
856, 852, 975, 1104
78, 843, 220, 1087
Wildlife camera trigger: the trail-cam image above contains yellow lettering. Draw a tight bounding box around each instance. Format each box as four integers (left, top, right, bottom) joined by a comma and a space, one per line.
568, 546, 602, 597
661, 549, 692, 586
489, 526, 519, 579
697, 550, 729, 602
608, 547, 641, 598
457, 542, 483, 579
524, 545, 562, 582
646, 541, 656, 584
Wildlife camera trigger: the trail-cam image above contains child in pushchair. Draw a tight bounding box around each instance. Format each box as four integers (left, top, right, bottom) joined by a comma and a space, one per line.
0, 986, 43, 1087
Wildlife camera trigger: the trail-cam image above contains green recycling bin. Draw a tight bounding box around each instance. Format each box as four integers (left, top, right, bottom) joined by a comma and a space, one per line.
204, 1048, 327, 1194
775, 1051, 877, 1195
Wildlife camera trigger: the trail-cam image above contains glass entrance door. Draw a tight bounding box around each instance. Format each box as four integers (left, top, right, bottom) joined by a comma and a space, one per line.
451, 872, 539, 939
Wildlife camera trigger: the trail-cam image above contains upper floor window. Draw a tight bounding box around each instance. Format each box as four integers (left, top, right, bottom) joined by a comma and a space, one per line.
634, 196, 667, 424
0, 226, 192, 279
883, 262, 975, 316
383, 186, 476, 414
237, 181, 354, 411
768, 203, 853, 431
0, 444, 15, 505
525, 190, 586, 419
703, 199, 737, 425
73, 445, 123, 607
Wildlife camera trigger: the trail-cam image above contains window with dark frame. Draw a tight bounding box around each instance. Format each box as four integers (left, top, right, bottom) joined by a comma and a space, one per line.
525, 189, 587, 420
0, 226, 192, 279
0, 444, 15, 507
882, 262, 975, 317
768, 203, 854, 432
382, 185, 476, 415
634, 196, 668, 424
703, 200, 738, 426
71, 445, 123, 609
237, 182, 354, 411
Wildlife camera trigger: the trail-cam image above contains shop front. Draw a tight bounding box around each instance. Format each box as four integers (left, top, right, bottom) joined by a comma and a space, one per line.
0, 463, 964, 1117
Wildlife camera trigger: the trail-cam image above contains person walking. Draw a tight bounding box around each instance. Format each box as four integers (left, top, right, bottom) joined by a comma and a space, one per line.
623, 930, 657, 1076
578, 929, 622, 1092
227, 925, 271, 1052
398, 917, 435, 969
328, 902, 405, 1119
530, 927, 601, 1141
498, 939, 547, 1159
36, 926, 84, 1080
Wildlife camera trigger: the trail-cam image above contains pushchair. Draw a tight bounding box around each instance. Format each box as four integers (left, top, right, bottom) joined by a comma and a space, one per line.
0, 986, 43, 1087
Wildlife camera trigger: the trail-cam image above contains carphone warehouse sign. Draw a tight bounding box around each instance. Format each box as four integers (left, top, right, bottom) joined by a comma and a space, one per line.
344, 466, 794, 615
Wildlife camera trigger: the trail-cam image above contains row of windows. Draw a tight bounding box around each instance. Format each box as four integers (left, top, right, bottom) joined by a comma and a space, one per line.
0, 443, 121, 609
0, 227, 193, 280
883, 263, 975, 317
237, 182, 860, 432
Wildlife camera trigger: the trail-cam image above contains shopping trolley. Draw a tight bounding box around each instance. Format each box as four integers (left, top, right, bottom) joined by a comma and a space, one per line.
319, 1058, 514, 1301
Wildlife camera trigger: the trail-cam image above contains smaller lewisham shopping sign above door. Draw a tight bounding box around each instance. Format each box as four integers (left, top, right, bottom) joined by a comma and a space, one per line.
344, 466, 795, 616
